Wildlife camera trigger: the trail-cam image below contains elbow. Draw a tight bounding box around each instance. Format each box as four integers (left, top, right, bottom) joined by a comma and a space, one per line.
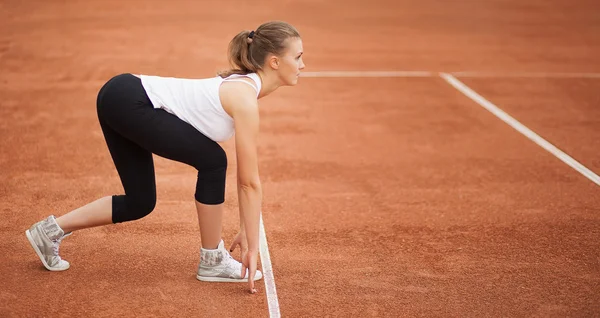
238, 178, 261, 192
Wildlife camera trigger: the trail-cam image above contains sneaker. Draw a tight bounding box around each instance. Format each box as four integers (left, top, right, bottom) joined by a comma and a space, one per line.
25, 215, 71, 271
196, 240, 263, 282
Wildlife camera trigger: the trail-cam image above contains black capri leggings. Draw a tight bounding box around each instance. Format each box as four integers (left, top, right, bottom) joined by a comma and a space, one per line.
96, 73, 227, 223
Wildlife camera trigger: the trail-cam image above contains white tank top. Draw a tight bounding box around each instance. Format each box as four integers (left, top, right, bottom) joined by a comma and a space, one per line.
139, 73, 262, 142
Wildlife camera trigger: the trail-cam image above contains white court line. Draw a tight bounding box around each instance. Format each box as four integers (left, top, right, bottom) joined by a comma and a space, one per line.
259, 213, 280, 318
299, 70, 600, 79
300, 71, 434, 77
451, 71, 600, 78
440, 72, 600, 186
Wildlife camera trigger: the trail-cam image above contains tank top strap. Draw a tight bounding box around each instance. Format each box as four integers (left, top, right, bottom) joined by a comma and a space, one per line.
223, 73, 261, 97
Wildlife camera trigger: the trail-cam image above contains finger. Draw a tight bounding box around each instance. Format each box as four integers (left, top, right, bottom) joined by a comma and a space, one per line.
241, 255, 248, 280
248, 254, 257, 293
248, 269, 255, 292
248, 272, 255, 294
249, 260, 256, 283
229, 241, 239, 252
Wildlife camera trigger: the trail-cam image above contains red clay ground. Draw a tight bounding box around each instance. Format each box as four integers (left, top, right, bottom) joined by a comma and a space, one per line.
1, 0, 599, 317
458, 78, 600, 173
261, 78, 600, 316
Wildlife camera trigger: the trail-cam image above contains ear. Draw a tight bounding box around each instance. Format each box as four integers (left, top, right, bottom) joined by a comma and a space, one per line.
268, 55, 280, 70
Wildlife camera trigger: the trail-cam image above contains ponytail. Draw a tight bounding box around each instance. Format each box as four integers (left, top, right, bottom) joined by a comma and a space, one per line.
218, 21, 300, 78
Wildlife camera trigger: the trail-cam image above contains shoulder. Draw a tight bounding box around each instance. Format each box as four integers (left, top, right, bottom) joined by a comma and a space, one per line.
219, 81, 258, 119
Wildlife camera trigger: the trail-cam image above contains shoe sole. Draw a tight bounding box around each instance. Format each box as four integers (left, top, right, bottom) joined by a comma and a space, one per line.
25, 230, 69, 272
196, 272, 263, 283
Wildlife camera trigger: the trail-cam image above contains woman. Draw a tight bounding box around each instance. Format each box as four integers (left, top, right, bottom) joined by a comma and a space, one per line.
25, 21, 305, 294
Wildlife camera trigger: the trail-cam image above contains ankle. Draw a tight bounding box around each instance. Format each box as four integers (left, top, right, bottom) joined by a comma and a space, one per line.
42, 215, 65, 240
55, 217, 68, 234
200, 239, 223, 251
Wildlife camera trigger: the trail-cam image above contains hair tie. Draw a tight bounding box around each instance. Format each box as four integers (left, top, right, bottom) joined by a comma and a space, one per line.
248, 31, 255, 39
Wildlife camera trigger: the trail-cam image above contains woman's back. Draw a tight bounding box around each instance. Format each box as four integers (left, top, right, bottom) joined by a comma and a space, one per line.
140, 73, 261, 142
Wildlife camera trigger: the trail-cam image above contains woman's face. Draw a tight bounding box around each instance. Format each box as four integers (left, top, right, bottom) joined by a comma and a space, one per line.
276, 37, 305, 86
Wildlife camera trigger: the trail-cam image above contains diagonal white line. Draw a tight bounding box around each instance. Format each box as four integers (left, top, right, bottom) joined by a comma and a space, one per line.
259, 213, 280, 318
439, 72, 600, 186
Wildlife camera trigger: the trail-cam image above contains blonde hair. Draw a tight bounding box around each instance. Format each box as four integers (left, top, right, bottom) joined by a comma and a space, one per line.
218, 21, 300, 78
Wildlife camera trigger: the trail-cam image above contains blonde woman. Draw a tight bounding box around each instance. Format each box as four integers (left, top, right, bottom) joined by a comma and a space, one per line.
26, 21, 305, 294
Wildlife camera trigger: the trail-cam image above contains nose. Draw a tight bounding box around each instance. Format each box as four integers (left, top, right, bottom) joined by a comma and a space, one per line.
299, 60, 305, 70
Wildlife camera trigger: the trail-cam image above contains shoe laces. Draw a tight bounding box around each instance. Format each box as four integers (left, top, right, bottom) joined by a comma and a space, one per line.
223, 251, 236, 264
222, 251, 243, 278
223, 250, 244, 271
51, 241, 62, 258
51, 233, 70, 258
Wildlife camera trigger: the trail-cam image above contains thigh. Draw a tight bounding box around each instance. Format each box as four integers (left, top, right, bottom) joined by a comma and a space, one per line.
139, 110, 227, 170
97, 114, 156, 200
98, 74, 226, 171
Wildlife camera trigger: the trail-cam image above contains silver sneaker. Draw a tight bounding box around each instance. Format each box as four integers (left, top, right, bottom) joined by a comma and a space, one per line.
196, 240, 263, 282
25, 215, 71, 271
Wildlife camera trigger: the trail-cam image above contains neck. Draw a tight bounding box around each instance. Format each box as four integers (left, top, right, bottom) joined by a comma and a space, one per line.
256, 69, 282, 99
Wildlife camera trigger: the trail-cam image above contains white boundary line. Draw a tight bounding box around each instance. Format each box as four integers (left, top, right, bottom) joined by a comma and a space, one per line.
299, 70, 600, 79
440, 72, 600, 186
300, 71, 434, 77
259, 213, 280, 318
451, 71, 600, 78
264, 69, 599, 315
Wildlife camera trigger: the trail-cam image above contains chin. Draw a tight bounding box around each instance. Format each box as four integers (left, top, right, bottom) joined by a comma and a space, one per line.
280, 73, 299, 86
288, 76, 299, 86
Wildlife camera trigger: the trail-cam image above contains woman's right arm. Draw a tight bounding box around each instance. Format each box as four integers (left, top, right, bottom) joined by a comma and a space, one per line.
220, 81, 262, 293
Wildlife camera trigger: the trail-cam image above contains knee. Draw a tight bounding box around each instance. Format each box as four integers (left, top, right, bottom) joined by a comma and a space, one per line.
191, 146, 227, 205
199, 146, 227, 171
112, 194, 157, 223
195, 167, 226, 204
127, 195, 156, 221
195, 152, 227, 205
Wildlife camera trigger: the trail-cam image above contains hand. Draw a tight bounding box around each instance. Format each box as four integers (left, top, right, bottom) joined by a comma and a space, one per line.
229, 230, 247, 254
242, 249, 259, 294
229, 231, 258, 293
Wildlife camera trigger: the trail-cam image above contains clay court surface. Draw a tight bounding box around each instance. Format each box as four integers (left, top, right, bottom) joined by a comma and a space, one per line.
1, 0, 599, 317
